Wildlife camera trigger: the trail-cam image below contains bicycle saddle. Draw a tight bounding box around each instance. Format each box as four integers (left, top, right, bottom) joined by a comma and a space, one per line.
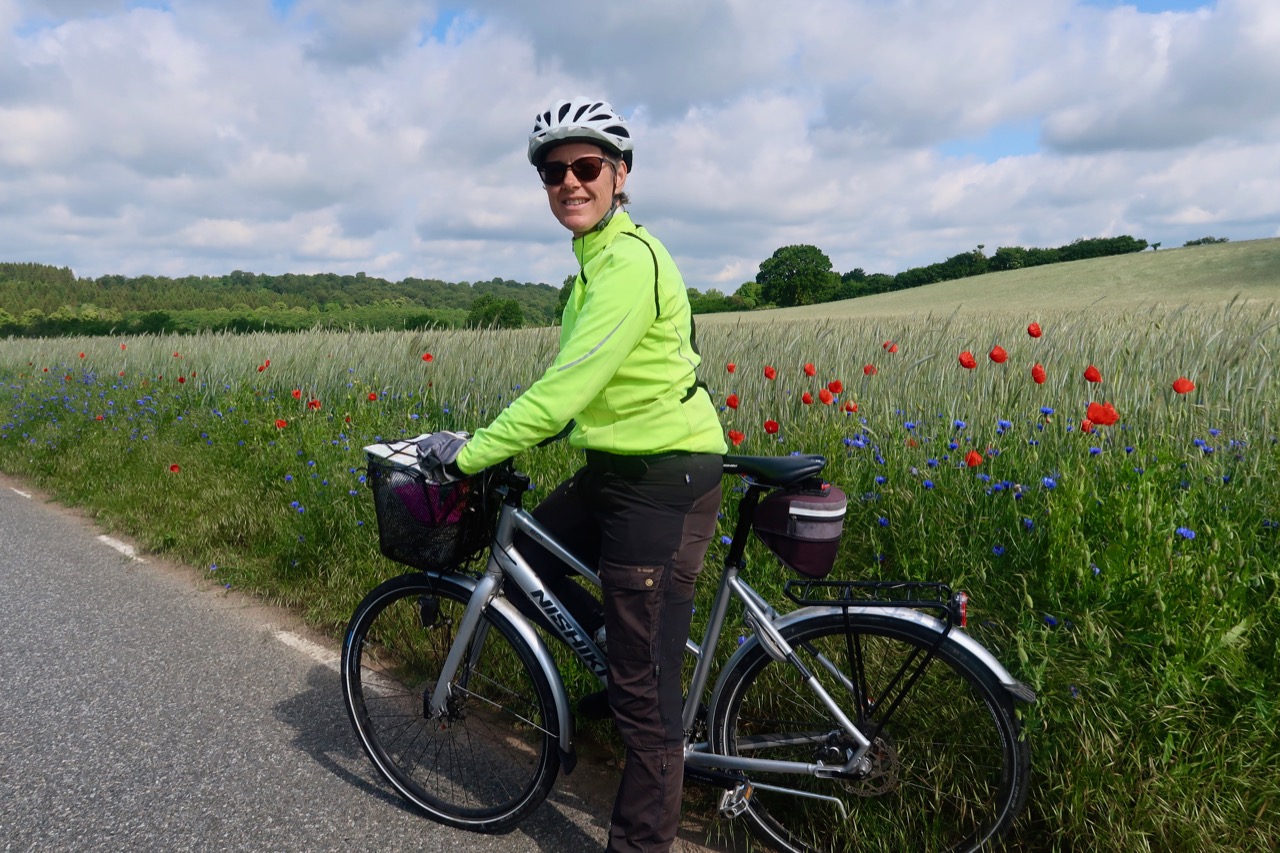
723, 454, 827, 487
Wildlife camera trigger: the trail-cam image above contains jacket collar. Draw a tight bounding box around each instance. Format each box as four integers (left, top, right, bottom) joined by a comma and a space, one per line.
574, 209, 634, 272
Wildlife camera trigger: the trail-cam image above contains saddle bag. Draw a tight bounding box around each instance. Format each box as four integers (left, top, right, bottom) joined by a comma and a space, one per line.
752, 482, 847, 578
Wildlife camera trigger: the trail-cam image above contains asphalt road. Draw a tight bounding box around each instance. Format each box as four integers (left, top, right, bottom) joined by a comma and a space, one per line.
0, 474, 723, 853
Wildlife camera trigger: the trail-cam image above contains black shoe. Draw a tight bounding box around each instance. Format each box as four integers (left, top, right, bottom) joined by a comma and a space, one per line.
577, 689, 612, 721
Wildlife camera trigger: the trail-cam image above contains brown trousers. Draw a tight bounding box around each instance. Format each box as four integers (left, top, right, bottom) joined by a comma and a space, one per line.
511, 451, 723, 853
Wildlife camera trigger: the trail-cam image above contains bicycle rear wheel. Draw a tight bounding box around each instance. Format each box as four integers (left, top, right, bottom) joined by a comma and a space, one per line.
711, 612, 1029, 852
341, 572, 559, 833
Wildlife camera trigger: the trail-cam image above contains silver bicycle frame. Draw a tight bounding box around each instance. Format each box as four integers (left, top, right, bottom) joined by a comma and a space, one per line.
424, 480, 1027, 784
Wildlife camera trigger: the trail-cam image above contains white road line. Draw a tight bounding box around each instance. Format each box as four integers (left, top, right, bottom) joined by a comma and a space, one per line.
10, 488, 31, 498
98, 535, 146, 562
275, 629, 340, 672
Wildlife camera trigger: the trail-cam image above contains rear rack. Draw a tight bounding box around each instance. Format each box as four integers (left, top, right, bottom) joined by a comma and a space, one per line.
784, 579, 965, 627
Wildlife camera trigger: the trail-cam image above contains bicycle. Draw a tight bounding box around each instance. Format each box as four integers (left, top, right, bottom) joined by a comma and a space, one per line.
341, 435, 1036, 852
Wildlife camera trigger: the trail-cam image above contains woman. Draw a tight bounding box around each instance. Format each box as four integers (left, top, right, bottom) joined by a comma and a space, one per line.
419, 97, 726, 853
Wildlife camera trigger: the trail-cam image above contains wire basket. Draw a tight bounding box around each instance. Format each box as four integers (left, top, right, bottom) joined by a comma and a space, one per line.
367, 458, 498, 572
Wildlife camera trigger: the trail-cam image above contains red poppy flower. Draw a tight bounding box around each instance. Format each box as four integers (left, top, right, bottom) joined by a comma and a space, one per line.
275, 418, 288, 429
367, 392, 378, 401
764, 419, 779, 434
263, 359, 271, 367
1172, 377, 1195, 394
95, 414, 104, 421
819, 388, 834, 405
827, 381, 844, 396
989, 345, 1008, 364
1083, 365, 1102, 383
803, 363, 816, 377
173, 352, 180, 358
843, 400, 858, 413
307, 399, 321, 410
863, 364, 877, 376
958, 351, 977, 370
42, 367, 48, 372
79, 352, 85, 358
727, 429, 745, 447
344, 415, 352, 423
1027, 322, 1042, 338
965, 450, 983, 468
169, 464, 181, 473
801, 392, 814, 405
726, 362, 736, 373
882, 340, 898, 353
763, 365, 777, 380
1031, 363, 1046, 384
118, 371, 125, 377
905, 437, 917, 448
1086, 401, 1119, 426
292, 389, 302, 399
177, 376, 186, 384
422, 352, 434, 362
726, 393, 739, 410
120, 344, 127, 350
1080, 419, 1094, 433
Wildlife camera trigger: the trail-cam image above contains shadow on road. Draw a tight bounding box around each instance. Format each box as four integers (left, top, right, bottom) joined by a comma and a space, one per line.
273, 664, 611, 852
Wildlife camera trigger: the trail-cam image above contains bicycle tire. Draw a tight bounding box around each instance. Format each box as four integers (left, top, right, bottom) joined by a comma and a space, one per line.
341, 571, 560, 833
711, 611, 1030, 853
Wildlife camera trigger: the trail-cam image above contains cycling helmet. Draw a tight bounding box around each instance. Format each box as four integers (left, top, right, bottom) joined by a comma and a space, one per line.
528, 98, 634, 171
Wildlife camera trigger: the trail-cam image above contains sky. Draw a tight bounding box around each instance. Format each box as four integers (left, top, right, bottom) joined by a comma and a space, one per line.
1, 0, 1278, 291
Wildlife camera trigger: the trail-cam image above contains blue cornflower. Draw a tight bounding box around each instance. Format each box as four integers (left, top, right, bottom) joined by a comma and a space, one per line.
877, 516, 889, 527
720, 535, 732, 545
904, 421, 916, 431
1175, 527, 1196, 540
997, 419, 1013, 430
284, 474, 293, 482
1040, 407, 1054, 416
953, 420, 967, 430
923, 480, 935, 490
927, 458, 939, 468
1042, 477, 1057, 490
1023, 518, 1035, 531
1089, 447, 1102, 456
1043, 614, 1059, 627
875, 476, 886, 485
992, 545, 1005, 557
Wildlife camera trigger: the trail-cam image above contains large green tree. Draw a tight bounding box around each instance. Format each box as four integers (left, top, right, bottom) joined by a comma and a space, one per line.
756, 244, 836, 307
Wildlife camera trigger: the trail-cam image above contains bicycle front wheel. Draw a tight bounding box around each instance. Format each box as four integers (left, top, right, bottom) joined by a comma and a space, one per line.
341, 572, 560, 833
711, 612, 1029, 853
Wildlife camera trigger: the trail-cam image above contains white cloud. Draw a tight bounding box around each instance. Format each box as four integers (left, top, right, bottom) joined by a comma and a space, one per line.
0, 0, 1276, 289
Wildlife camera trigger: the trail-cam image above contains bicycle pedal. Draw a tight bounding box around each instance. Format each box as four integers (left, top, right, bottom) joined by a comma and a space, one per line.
718, 782, 754, 819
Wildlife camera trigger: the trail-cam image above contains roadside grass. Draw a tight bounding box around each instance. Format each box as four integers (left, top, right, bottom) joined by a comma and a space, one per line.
2, 284, 1279, 850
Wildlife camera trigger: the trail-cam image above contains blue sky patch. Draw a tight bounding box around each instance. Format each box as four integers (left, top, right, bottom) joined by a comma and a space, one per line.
937, 121, 1041, 162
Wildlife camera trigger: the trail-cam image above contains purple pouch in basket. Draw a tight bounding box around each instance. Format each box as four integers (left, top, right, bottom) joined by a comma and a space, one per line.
394, 476, 468, 526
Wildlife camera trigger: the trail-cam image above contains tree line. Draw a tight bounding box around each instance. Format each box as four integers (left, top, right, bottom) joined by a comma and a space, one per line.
1, 232, 1206, 337
0, 265, 553, 338
687, 235, 1157, 313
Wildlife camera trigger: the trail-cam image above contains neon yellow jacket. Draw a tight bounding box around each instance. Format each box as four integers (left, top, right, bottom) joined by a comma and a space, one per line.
456, 211, 727, 473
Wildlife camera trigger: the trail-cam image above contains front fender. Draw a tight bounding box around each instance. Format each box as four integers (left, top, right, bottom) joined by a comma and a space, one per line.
424, 572, 580, 772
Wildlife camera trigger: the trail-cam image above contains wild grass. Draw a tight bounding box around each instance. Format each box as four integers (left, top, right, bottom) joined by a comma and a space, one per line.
1, 278, 1278, 850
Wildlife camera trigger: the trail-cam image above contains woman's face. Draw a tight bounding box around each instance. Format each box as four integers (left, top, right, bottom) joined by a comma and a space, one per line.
540, 142, 627, 236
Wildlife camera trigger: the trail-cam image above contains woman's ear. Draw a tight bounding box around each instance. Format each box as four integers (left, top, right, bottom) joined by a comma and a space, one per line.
614, 161, 628, 192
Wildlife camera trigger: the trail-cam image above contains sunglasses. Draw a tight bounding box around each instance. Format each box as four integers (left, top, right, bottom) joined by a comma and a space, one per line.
537, 156, 612, 187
